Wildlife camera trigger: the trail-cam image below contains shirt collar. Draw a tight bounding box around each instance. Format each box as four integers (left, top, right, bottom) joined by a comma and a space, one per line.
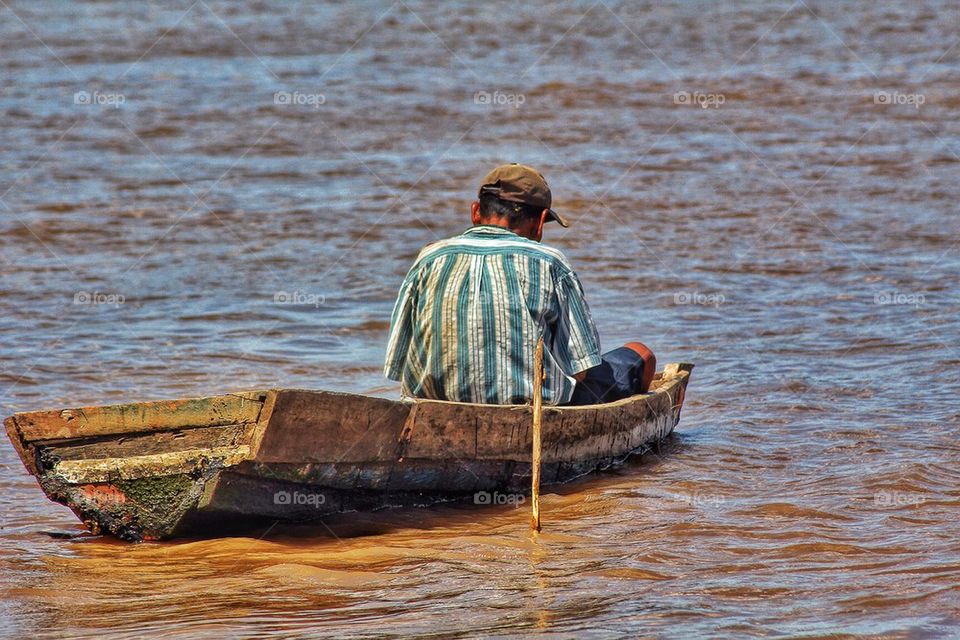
462, 225, 521, 238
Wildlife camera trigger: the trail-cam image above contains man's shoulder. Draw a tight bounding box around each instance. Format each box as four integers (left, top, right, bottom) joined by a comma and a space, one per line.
414, 229, 575, 274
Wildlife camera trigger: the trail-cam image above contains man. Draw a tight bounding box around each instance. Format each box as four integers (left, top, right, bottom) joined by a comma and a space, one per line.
384, 163, 656, 405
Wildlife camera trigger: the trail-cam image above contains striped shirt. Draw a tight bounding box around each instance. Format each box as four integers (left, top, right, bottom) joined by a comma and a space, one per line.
384, 225, 602, 405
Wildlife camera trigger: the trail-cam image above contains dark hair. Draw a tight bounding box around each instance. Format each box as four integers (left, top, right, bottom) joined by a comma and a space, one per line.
478, 192, 542, 226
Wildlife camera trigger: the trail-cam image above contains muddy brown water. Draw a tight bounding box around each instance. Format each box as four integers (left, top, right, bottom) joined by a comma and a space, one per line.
1, 1, 959, 638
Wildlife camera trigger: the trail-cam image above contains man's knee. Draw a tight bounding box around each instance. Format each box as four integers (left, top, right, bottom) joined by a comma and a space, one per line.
624, 341, 655, 365
624, 342, 656, 391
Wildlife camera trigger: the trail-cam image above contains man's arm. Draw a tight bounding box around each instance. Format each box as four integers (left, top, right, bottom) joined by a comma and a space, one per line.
553, 270, 603, 378
383, 269, 417, 381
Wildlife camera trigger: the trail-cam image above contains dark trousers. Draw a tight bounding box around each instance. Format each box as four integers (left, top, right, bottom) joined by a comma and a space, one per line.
567, 346, 646, 405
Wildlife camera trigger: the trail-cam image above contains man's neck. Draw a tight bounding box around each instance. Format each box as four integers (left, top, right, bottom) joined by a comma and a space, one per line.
474, 219, 515, 233
473, 220, 537, 241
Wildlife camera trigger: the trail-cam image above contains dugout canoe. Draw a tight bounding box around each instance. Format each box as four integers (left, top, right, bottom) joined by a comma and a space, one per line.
4, 363, 693, 542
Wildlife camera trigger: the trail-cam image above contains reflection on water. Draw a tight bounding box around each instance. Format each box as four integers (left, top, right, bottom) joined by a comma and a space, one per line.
2, 0, 959, 637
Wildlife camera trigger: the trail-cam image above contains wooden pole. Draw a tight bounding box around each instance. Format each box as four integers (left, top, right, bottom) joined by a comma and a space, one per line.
531, 336, 544, 532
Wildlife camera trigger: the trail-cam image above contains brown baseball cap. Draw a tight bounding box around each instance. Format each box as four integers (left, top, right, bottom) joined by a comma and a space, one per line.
477, 163, 569, 227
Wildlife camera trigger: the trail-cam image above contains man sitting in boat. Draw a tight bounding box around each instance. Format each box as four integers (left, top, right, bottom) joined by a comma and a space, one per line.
384, 163, 656, 405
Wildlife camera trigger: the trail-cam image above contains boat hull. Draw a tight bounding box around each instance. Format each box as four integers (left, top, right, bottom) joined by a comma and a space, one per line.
4, 364, 692, 541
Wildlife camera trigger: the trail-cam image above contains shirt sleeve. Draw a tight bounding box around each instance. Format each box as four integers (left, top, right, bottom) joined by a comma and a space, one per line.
383, 267, 418, 381
552, 271, 602, 375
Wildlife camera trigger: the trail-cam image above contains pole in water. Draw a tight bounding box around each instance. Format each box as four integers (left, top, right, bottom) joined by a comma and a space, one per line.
531, 336, 544, 532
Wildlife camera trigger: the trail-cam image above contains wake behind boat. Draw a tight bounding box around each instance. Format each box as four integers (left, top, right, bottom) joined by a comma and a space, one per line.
4, 364, 692, 541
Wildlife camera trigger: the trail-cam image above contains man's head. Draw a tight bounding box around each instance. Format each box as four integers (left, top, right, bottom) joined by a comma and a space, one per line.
471, 163, 568, 241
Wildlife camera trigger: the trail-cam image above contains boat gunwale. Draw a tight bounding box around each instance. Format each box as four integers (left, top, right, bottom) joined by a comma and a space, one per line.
4, 364, 693, 445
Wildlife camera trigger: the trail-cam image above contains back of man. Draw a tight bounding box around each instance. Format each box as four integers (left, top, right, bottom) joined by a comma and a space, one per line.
385, 163, 656, 406
384, 222, 601, 404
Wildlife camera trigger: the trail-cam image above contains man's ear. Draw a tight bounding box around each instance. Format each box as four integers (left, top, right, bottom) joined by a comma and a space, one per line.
471, 201, 482, 225
536, 208, 549, 239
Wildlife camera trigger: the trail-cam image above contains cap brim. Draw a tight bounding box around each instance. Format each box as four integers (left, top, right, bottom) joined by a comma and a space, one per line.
547, 209, 570, 228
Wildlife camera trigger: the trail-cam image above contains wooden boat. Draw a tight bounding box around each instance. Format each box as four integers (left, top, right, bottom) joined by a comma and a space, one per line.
3, 363, 693, 541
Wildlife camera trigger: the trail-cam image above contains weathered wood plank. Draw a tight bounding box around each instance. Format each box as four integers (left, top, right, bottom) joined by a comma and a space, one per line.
253, 390, 410, 463
54, 446, 252, 483
403, 377, 680, 461
43, 423, 253, 461
12, 392, 267, 442
3, 415, 38, 475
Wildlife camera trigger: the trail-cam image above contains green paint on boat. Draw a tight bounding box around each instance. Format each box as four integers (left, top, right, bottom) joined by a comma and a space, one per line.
117, 474, 195, 510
